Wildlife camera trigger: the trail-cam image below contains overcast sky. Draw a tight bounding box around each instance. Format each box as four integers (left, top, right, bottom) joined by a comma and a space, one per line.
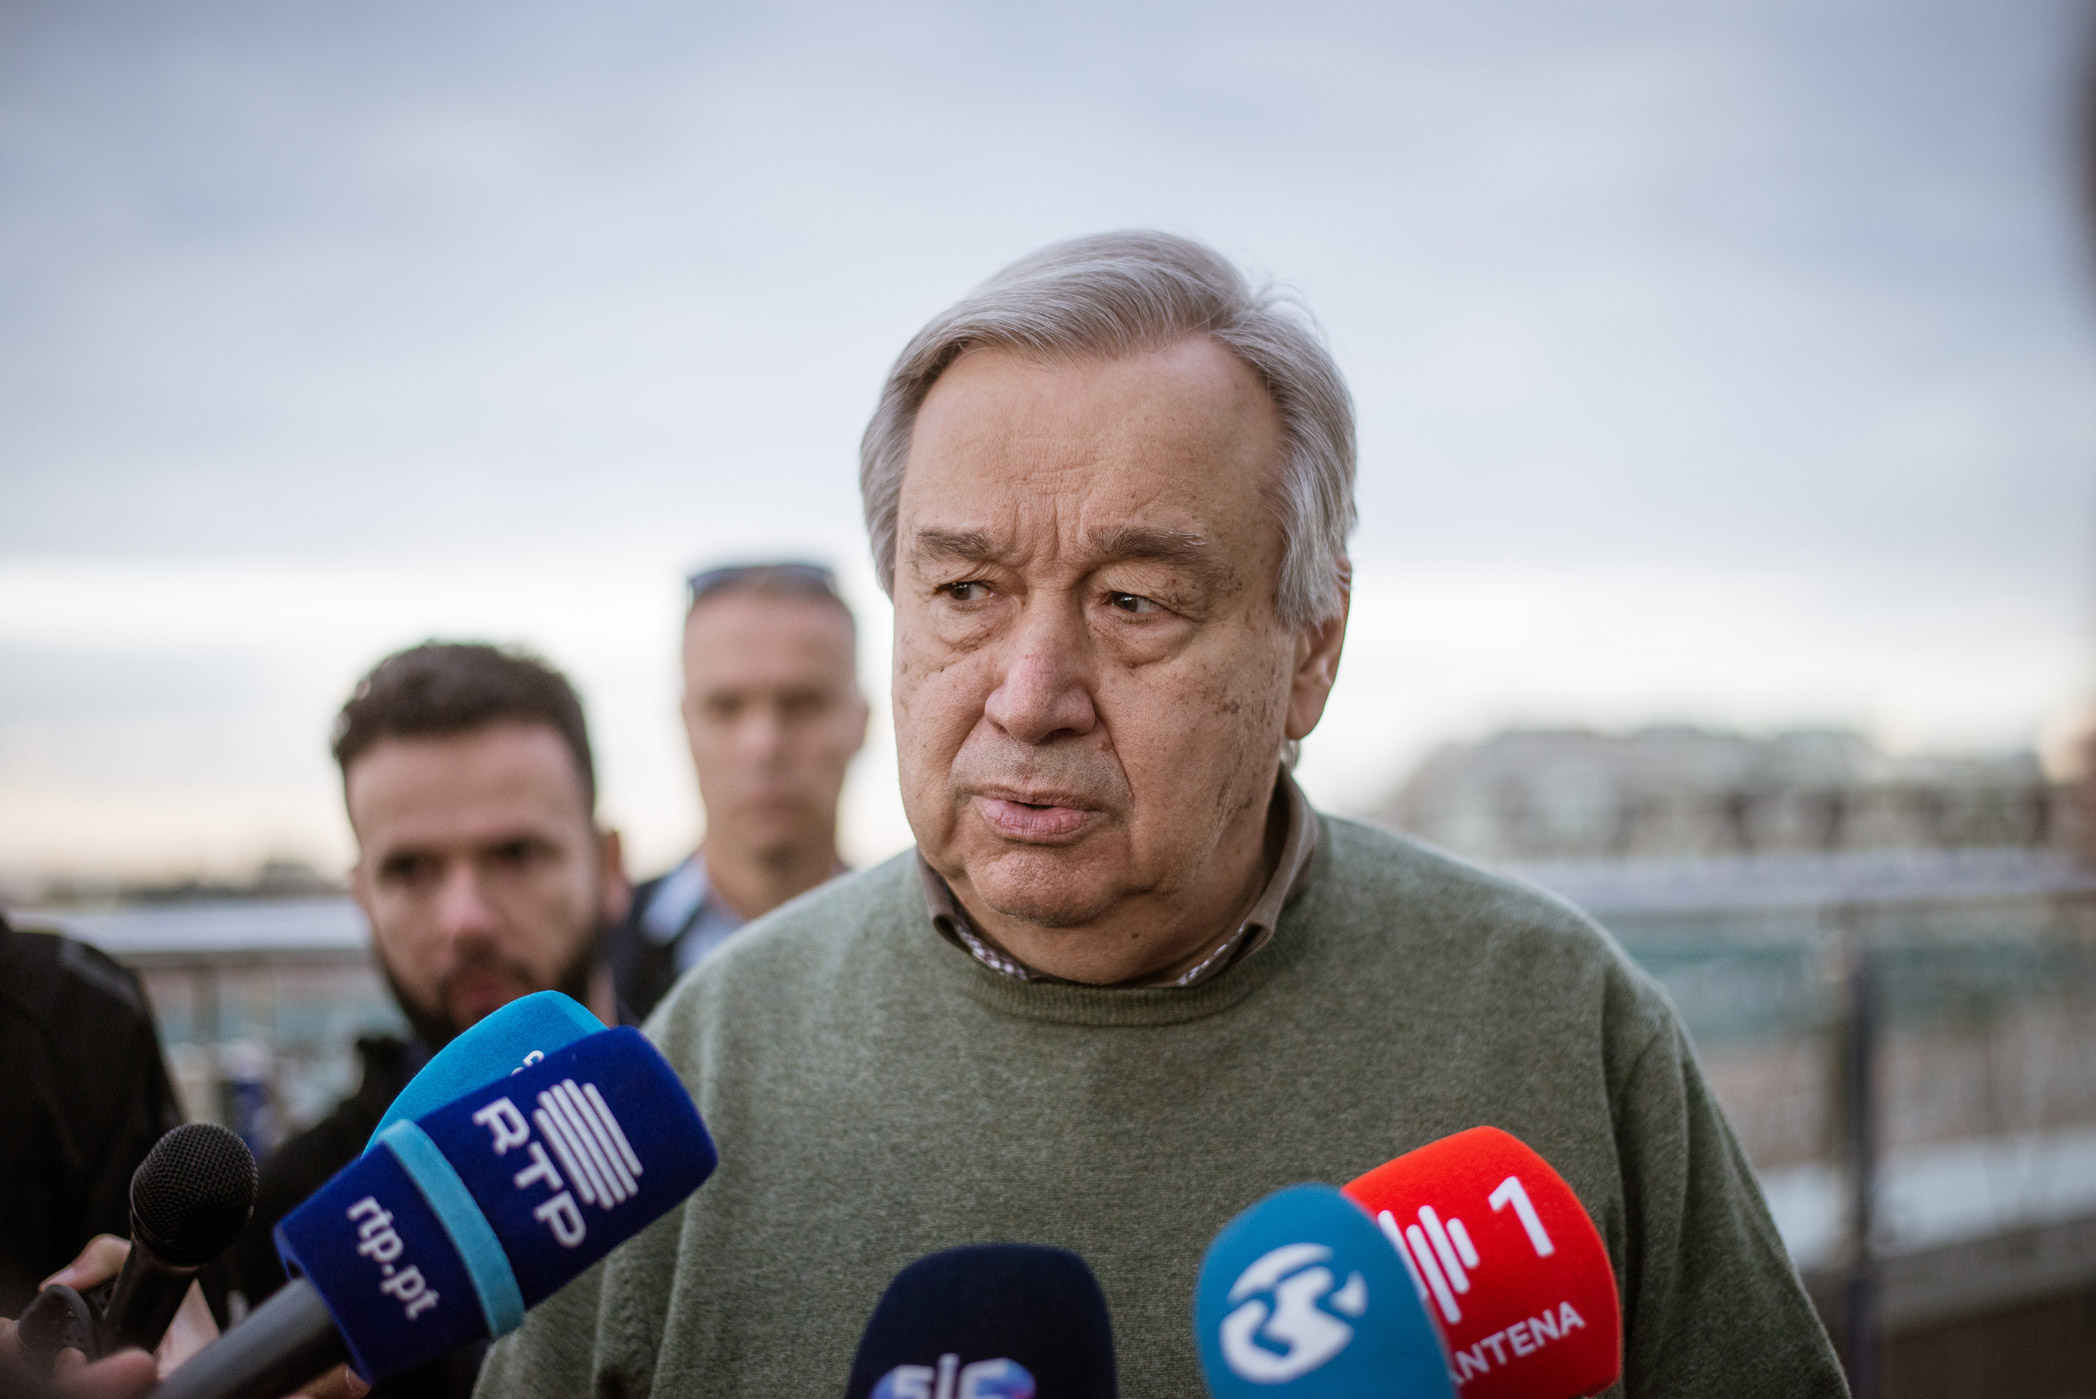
3, 0, 2093, 884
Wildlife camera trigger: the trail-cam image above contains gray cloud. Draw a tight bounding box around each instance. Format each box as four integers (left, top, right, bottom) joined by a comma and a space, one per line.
2, 0, 2089, 582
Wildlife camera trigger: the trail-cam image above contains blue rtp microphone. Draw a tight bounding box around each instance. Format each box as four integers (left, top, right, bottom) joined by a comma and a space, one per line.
844, 1244, 1117, 1399
1194, 1185, 1454, 1399
151, 1025, 717, 1399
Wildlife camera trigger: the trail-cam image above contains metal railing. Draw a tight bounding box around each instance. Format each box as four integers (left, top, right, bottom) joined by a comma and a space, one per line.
1509, 847, 2096, 1396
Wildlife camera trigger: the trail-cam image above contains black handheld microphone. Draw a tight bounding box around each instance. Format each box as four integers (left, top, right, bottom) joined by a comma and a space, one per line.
97, 1123, 259, 1358
844, 1244, 1118, 1399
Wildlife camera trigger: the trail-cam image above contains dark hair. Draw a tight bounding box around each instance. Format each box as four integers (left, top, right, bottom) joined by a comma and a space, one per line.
332, 642, 597, 810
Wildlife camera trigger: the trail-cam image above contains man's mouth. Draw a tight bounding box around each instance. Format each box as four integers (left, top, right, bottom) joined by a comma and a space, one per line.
972, 795, 1097, 842
443, 964, 533, 1027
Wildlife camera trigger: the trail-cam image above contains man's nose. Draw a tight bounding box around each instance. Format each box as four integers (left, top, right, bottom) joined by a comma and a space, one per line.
434, 863, 501, 946
737, 705, 789, 768
983, 599, 1098, 745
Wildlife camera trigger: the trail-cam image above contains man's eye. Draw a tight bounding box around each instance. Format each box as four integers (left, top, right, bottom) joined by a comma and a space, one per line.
492, 840, 543, 868
379, 855, 435, 885
942, 581, 992, 602
1107, 592, 1160, 615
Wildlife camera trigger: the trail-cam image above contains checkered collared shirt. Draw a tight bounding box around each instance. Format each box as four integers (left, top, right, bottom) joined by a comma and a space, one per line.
917, 770, 1321, 988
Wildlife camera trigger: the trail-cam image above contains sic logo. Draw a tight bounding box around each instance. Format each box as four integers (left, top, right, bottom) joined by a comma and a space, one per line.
872, 1355, 1034, 1399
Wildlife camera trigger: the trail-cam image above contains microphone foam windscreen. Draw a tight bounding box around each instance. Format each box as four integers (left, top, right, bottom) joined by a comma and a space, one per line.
844, 1244, 1117, 1399
366, 990, 604, 1148
277, 1025, 716, 1384
1194, 1185, 1452, 1399
131, 1123, 258, 1265
1342, 1127, 1621, 1399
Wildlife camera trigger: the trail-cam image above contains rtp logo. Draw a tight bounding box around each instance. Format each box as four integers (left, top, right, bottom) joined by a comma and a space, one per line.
872, 1354, 1035, 1399
469, 1077, 643, 1249
1195, 1185, 1455, 1399
1220, 1243, 1367, 1381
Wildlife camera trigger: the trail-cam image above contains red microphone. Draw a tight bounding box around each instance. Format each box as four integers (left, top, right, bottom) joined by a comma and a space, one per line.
1342, 1127, 1621, 1399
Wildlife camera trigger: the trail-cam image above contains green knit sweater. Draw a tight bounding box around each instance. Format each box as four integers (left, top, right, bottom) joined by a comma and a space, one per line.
478, 816, 1845, 1397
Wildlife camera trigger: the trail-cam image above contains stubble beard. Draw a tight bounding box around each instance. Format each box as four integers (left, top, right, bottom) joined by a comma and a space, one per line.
378, 918, 606, 1049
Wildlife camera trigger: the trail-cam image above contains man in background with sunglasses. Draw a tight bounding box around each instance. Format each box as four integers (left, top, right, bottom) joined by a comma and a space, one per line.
607, 563, 869, 1019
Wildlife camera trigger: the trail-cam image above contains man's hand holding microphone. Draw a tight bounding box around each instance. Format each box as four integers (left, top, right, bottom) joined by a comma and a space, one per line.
0, 1119, 301, 1399
1, 1232, 367, 1399
6, 990, 718, 1399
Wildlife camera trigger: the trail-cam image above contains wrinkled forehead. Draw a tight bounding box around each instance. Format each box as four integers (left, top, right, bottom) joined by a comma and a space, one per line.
898, 339, 1286, 578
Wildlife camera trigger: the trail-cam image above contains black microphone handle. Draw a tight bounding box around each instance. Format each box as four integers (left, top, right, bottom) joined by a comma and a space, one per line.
148, 1278, 349, 1399
98, 1241, 200, 1358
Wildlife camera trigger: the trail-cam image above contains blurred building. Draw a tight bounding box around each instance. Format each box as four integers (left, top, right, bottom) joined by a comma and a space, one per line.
1376, 725, 2067, 863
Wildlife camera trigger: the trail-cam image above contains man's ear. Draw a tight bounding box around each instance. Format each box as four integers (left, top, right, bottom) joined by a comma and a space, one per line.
1283, 569, 1350, 743
597, 828, 632, 926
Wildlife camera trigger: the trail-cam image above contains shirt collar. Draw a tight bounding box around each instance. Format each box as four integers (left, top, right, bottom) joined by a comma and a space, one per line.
639, 854, 714, 945
918, 768, 1320, 989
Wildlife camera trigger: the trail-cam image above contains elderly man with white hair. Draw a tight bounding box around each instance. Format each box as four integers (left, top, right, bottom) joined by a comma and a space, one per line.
480, 232, 1845, 1397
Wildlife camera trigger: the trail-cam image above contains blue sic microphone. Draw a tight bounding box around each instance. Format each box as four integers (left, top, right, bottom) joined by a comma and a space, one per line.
367, 989, 606, 1143
1194, 1185, 1453, 1399
152, 1025, 717, 1399
844, 1244, 1117, 1399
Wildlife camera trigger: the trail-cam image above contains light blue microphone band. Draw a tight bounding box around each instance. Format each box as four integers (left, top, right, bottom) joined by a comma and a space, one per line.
377, 1120, 526, 1337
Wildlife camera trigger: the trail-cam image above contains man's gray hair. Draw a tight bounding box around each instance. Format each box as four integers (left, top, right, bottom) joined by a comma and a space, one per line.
859, 230, 1357, 629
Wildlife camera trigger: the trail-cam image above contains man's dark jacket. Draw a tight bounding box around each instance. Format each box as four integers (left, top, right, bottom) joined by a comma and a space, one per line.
603, 868, 684, 1021
0, 915, 184, 1317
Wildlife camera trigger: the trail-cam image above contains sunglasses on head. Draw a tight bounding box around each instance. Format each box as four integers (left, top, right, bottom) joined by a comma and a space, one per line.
685, 561, 841, 606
